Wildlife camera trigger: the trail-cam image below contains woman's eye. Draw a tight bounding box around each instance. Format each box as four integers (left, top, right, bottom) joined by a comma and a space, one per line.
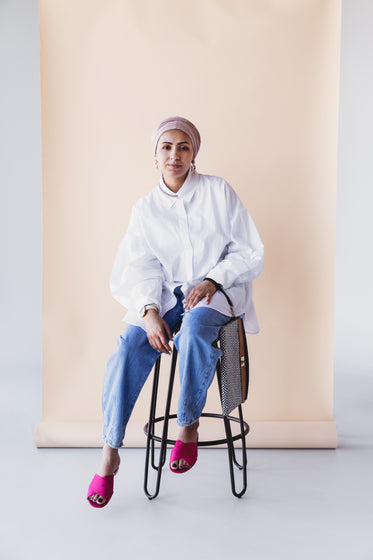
162, 144, 189, 150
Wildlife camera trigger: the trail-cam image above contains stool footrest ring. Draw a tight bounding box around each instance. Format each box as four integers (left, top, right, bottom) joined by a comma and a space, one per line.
144, 412, 249, 447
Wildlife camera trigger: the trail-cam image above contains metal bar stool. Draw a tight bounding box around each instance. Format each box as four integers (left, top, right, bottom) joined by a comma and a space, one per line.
143, 334, 250, 499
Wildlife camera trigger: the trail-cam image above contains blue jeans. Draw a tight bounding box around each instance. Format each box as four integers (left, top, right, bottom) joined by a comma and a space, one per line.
102, 287, 232, 449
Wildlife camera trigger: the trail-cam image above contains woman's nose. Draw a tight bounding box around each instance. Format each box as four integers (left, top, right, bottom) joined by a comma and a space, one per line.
170, 148, 179, 160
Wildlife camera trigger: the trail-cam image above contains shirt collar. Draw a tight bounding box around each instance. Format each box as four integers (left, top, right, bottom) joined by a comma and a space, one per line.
158, 169, 198, 207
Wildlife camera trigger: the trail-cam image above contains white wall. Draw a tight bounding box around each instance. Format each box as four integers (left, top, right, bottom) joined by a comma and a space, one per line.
0, 0, 42, 370
334, 0, 373, 376
0, 0, 372, 377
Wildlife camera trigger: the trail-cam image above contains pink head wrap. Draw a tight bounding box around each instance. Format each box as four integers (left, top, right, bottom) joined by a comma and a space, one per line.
151, 116, 201, 159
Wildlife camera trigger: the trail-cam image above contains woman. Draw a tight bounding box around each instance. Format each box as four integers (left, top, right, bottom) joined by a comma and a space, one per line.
87, 116, 264, 507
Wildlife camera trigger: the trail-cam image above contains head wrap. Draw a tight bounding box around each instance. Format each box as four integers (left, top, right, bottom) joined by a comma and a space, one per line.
151, 116, 201, 159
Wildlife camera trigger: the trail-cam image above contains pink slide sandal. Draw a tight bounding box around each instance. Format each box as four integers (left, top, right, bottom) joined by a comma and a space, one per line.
169, 440, 198, 473
87, 468, 118, 508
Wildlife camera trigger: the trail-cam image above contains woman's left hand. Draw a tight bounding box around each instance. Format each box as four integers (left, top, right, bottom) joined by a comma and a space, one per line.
184, 280, 217, 311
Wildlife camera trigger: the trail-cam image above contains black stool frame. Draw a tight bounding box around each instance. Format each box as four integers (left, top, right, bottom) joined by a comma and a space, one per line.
143, 342, 249, 499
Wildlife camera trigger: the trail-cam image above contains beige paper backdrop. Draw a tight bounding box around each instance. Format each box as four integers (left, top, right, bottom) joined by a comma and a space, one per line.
35, 0, 340, 448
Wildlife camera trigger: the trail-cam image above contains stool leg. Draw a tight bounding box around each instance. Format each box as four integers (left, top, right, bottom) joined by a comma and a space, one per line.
144, 356, 161, 497
158, 345, 178, 469
150, 358, 161, 471
143, 345, 179, 500
223, 407, 248, 498
230, 405, 247, 470
215, 352, 248, 498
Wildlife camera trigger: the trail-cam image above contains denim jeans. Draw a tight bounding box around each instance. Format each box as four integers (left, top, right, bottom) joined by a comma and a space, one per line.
102, 287, 232, 449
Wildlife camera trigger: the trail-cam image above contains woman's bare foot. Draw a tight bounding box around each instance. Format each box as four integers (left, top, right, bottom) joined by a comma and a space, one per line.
171, 420, 199, 470
88, 444, 121, 506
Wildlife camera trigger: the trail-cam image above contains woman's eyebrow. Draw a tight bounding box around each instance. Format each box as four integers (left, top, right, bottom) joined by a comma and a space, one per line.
161, 141, 190, 145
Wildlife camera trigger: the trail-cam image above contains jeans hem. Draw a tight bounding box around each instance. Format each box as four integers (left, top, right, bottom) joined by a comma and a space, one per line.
103, 437, 123, 449
176, 415, 201, 428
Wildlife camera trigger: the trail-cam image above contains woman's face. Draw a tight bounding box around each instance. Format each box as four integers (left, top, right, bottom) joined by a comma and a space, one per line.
155, 129, 194, 188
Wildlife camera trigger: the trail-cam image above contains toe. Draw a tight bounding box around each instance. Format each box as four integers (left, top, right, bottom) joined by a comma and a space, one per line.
89, 493, 106, 505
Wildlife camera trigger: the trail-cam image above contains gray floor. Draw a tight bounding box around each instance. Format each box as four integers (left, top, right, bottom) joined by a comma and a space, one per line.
1, 369, 372, 560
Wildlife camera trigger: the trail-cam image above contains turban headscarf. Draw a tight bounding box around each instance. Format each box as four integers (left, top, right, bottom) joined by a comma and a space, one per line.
151, 116, 201, 159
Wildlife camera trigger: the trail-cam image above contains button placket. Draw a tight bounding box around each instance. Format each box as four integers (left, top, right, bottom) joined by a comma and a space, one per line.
177, 199, 194, 278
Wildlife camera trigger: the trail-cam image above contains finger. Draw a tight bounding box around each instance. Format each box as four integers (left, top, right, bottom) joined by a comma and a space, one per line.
184, 293, 194, 308
185, 286, 199, 303
154, 341, 168, 354
159, 333, 172, 354
186, 289, 199, 305
186, 286, 209, 309
190, 291, 204, 307
148, 337, 158, 352
164, 322, 173, 341
154, 325, 171, 344
185, 296, 195, 310
148, 334, 163, 353
150, 330, 169, 354
186, 298, 198, 310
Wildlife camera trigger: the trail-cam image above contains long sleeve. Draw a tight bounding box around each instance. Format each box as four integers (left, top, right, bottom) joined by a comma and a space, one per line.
110, 205, 163, 315
205, 182, 264, 289
109, 172, 263, 332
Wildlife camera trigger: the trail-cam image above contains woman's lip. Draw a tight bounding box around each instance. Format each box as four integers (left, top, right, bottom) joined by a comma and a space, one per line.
168, 164, 182, 168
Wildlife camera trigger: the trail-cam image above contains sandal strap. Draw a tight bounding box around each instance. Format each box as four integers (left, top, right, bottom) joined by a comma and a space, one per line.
170, 439, 198, 472
87, 473, 114, 501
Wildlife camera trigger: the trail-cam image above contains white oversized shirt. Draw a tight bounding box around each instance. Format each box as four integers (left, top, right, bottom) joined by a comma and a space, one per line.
110, 170, 264, 333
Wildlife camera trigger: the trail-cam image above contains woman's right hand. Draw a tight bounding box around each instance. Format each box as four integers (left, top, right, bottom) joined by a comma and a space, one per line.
144, 310, 173, 354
